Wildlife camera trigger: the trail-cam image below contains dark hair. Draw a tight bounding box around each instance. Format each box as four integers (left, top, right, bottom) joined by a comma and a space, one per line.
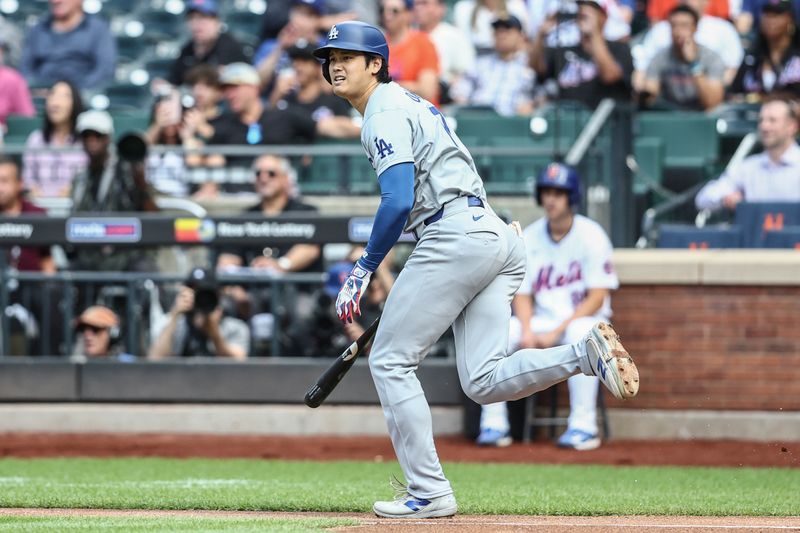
366, 54, 392, 84
752, 13, 800, 57
0, 155, 21, 180
668, 4, 699, 25
184, 64, 221, 88
42, 80, 84, 143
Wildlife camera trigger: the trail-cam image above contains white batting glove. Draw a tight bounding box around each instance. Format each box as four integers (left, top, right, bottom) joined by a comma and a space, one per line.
335, 264, 372, 323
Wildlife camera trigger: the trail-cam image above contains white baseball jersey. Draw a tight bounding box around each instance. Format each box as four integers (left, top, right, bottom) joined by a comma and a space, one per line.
360, 81, 487, 232
517, 214, 618, 324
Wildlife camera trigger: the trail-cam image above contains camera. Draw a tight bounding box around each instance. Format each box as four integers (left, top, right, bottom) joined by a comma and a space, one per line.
186, 268, 219, 315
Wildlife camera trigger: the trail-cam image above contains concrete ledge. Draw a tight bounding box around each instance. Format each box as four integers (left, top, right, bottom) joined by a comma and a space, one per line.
0, 404, 798, 442
608, 408, 800, 442
0, 404, 462, 436
614, 250, 800, 286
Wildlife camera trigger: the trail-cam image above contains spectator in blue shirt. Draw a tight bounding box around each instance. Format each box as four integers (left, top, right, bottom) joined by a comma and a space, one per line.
20, 0, 116, 90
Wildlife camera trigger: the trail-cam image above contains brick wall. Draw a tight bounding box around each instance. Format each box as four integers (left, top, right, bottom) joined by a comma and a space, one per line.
608, 285, 800, 411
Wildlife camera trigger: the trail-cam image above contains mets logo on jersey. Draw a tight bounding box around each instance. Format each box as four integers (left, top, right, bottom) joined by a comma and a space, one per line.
545, 163, 569, 186
328, 26, 339, 40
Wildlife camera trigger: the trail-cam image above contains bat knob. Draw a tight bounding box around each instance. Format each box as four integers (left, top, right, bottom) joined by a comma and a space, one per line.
304, 385, 323, 408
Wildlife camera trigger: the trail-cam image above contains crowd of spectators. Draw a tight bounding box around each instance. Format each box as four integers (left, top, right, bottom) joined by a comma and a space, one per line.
0, 0, 798, 359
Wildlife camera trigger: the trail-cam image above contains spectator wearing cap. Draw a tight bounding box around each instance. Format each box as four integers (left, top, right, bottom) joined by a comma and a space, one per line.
642, 5, 726, 111
453, 0, 529, 55
166, 0, 251, 88
531, 0, 633, 108
200, 63, 319, 177
270, 42, 361, 139
69, 110, 159, 272
413, 0, 476, 104
730, 0, 800, 100
451, 15, 536, 116
73, 306, 135, 361
255, 0, 326, 92
696, 96, 800, 211
20, 0, 116, 90
736, 0, 800, 36
148, 267, 250, 359
382, 0, 441, 105
0, 35, 34, 129
635, 0, 743, 89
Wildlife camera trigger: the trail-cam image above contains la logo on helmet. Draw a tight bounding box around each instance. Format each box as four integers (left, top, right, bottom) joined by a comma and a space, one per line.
328, 26, 339, 40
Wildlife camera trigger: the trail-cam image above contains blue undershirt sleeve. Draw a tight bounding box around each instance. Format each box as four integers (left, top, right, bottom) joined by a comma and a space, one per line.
357, 162, 415, 272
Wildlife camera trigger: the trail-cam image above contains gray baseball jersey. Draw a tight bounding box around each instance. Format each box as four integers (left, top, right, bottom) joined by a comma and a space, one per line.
361, 83, 598, 502
360, 82, 487, 232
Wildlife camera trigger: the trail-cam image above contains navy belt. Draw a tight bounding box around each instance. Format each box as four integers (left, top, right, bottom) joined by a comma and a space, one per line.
424, 196, 484, 226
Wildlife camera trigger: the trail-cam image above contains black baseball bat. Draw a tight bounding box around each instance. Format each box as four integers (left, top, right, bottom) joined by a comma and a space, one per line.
304, 314, 382, 408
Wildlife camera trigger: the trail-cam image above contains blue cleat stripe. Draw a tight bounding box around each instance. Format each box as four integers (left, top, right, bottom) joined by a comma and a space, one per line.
404, 499, 431, 511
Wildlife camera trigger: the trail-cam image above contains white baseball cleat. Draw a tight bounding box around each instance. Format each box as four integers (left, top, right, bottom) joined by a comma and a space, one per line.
373, 493, 458, 519
585, 322, 639, 400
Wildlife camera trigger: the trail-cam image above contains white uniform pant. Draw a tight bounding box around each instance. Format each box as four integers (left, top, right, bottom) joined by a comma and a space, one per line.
480, 316, 602, 436
368, 197, 594, 499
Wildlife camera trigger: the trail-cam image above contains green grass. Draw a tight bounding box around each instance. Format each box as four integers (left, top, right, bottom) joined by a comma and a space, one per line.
0, 458, 797, 516
0, 516, 356, 532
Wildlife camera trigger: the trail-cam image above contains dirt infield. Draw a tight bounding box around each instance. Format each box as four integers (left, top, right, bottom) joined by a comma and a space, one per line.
0, 433, 797, 468
1, 508, 799, 532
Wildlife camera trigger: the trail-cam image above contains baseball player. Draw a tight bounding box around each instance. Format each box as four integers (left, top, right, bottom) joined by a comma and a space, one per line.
478, 163, 619, 451
313, 21, 639, 519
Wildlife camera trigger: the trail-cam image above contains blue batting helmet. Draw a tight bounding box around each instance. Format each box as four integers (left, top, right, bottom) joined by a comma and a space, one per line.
313, 21, 389, 84
535, 162, 581, 207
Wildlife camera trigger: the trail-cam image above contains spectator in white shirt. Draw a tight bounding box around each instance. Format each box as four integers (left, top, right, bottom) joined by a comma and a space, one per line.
413, 0, 476, 103
452, 15, 536, 115
633, 0, 743, 89
696, 97, 800, 211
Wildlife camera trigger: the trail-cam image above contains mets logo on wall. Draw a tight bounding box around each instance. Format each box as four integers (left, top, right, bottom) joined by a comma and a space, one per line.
174, 218, 216, 243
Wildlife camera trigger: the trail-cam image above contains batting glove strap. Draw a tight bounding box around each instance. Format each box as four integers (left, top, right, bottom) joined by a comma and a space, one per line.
335, 267, 372, 323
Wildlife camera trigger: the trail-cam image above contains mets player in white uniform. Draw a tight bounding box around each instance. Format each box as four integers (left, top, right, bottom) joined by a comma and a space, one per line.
313, 21, 639, 519
477, 163, 619, 451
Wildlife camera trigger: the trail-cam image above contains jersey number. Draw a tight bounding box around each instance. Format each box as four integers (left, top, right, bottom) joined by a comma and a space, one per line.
428, 106, 457, 145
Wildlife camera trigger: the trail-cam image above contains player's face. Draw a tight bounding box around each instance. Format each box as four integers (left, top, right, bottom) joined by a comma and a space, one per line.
327, 50, 382, 99
540, 188, 572, 220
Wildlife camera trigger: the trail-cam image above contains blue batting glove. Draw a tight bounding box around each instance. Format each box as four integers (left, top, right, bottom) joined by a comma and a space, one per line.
335, 263, 372, 323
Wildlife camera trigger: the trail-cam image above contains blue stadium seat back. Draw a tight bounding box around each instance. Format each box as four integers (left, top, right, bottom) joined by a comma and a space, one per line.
762, 226, 800, 249
4, 115, 41, 145
735, 202, 800, 247
636, 112, 719, 169
656, 224, 743, 249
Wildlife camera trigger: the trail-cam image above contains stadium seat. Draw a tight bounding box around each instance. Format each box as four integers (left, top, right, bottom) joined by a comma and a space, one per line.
4, 115, 40, 145
136, 10, 184, 43
144, 58, 175, 81
735, 202, 800, 247
632, 137, 664, 195
116, 35, 149, 64
636, 112, 719, 191
298, 140, 378, 195
101, 0, 142, 17
762, 227, 800, 249
656, 224, 743, 248
112, 112, 150, 141
224, 11, 263, 38
104, 83, 153, 112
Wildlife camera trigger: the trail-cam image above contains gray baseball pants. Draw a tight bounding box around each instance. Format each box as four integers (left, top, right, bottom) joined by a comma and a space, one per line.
368, 197, 595, 499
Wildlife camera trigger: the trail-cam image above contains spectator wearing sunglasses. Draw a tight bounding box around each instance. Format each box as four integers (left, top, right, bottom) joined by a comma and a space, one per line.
72, 305, 135, 361
215, 154, 323, 356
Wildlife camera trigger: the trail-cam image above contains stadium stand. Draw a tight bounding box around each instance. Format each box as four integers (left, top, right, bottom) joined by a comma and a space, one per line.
657, 224, 743, 248
735, 203, 800, 248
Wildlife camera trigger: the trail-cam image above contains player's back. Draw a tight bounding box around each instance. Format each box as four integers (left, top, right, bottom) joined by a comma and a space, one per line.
361, 82, 487, 231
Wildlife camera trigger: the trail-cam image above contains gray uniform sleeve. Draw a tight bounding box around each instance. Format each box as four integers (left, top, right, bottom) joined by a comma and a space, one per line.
361, 109, 415, 176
